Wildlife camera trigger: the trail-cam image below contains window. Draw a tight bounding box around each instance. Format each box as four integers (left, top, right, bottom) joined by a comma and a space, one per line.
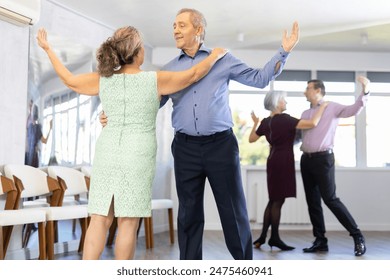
230, 70, 363, 167
366, 72, 390, 167
229, 70, 311, 165
230, 92, 269, 165
274, 70, 311, 92
41, 92, 101, 166
316, 71, 357, 167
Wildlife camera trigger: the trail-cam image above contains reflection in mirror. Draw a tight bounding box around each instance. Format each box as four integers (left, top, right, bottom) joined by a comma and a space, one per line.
28, 32, 102, 167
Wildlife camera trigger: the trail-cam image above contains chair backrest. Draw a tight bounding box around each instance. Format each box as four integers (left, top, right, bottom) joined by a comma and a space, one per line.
80, 166, 92, 178
0, 171, 18, 210
4, 164, 63, 206
79, 165, 92, 190
47, 166, 88, 196
0, 171, 6, 196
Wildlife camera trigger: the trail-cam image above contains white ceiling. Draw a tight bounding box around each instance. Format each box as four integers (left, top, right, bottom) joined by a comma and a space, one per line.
50, 0, 390, 52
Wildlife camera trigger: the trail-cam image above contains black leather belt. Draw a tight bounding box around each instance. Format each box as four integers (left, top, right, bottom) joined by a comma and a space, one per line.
303, 149, 333, 158
175, 128, 232, 143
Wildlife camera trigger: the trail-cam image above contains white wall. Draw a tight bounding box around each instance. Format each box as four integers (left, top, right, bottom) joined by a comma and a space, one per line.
0, 21, 30, 166
153, 47, 390, 72
170, 167, 390, 231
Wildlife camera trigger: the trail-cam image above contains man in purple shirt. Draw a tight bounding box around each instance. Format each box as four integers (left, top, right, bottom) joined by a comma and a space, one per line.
299, 76, 370, 256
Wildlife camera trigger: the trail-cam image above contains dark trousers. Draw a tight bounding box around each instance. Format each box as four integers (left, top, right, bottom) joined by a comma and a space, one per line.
172, 129, 252, 260
300, 153, 362, 241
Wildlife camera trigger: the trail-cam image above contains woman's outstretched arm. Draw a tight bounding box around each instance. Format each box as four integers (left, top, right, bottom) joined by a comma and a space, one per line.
37, 28, 99, 95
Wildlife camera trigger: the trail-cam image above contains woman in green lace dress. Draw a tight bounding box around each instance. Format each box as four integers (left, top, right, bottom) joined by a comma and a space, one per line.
37, 26, 226, 260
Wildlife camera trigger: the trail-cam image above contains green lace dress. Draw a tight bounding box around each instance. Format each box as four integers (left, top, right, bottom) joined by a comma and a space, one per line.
88, 71, 159, 217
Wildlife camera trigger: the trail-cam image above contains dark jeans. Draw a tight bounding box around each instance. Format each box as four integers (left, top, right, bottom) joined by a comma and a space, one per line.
172, 129, 252, 260
300, 152, 362, 240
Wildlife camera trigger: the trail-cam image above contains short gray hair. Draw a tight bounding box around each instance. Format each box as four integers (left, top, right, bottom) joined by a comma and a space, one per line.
264, 91, 287, 111
177, 8, 207, 42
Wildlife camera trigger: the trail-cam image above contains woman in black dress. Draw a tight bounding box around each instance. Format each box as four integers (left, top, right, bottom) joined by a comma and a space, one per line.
249, 91, 328, 250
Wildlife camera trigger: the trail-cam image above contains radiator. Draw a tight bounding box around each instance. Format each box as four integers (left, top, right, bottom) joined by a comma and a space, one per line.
246, 170, 311, 225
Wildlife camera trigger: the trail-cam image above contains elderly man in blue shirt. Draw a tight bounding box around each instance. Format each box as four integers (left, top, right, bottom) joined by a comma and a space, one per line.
162, 8, 299, 260
101, 8, 299, 260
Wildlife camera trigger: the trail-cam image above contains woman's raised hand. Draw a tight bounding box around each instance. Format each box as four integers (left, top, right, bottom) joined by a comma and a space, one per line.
211, 47, 229, 60
36, 28, 51, 52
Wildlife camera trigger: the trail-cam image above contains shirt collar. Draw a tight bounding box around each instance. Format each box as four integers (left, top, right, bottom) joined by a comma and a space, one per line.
178, 43, 211, 60
311, 99, 325, 108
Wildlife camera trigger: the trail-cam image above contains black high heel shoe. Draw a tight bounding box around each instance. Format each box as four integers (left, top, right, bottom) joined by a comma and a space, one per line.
253, 236, 266, 248
268, 238, 295, 251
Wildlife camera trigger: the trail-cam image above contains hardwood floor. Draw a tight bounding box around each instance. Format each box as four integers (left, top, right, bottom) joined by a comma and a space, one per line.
43, 221, 390, 260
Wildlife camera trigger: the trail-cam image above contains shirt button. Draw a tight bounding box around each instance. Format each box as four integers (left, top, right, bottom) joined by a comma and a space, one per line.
197, 132, 200, 135
194, 104, 197, 107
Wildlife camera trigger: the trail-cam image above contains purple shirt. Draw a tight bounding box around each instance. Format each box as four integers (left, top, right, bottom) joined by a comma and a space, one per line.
300, 93, 369, 153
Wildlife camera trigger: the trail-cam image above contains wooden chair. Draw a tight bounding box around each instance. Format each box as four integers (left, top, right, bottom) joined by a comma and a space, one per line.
45, 166, 89, 252
20, 168, 52, 248
105, 198, 174, 249
0, 172, 46, 260
144, 199, 174, 249
49, 166, 90, 205
4, 164, 88, 259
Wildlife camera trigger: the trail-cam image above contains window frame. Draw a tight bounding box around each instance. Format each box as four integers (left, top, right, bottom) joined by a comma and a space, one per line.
229, 70, 389, 169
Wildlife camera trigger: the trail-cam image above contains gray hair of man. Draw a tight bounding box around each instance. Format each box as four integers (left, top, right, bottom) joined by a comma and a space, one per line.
264, 91, 287, 112
177, 8, 207, 42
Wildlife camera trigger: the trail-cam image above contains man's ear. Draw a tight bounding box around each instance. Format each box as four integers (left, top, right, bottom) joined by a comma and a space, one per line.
196, 26, 203, 37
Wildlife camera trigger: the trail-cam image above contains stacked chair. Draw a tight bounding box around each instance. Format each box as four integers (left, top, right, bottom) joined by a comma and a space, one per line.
0, 171, 46, 259
45, 165, 89, 250
3, 164, 89, 259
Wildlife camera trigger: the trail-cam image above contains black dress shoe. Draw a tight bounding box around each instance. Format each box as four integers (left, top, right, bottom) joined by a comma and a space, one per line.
303, 240, 329, 253
354, 236, 366, 256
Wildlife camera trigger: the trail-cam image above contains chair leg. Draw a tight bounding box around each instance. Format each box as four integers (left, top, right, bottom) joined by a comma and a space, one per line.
148, 216, 154, 248
22, 223, 33, 248
2, 225, 14, 254
168, 208, 174, 244
144, 217, 151, 249
0, 226, 4, 260
136, 218, 143, 238
37, 222, 46, 260
46, 221, 55, 260
72, 220, 76, 233
54, 221, 59, 243
106, 217, 117, 246
78, 218, 88, 253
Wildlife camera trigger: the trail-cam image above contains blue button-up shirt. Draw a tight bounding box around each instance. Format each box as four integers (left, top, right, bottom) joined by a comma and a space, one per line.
161, 44, 290, 136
